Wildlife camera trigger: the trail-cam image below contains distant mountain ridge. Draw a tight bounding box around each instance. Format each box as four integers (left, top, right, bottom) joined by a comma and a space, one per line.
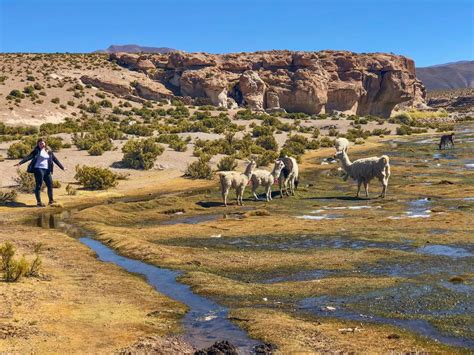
96, 44, 177, 54
416, 61, 474, 91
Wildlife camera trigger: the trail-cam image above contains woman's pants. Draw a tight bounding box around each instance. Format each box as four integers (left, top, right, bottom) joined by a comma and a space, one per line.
33, 168, 53, 203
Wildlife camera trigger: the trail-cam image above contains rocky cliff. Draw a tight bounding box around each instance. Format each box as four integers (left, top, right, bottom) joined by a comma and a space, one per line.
89, 50, 425, 117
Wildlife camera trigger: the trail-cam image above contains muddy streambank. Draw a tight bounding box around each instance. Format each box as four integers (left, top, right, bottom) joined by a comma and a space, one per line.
26, 212, 260, 353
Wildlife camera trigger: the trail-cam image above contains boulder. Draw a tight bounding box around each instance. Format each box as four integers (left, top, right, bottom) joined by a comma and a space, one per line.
80, 75, 131, 96
239, 70, 266, 111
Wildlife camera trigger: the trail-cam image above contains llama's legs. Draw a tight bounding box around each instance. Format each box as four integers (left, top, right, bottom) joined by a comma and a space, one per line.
222, 187, 229, 207
279, 179, 284, 198
356, 180, 362, 198
252, 184, 259, 201
364, 181, 369, 198
266, 186, 271, 201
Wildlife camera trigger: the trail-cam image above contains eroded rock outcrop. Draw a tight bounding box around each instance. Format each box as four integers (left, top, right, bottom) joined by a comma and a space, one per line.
108, 50, 426, 117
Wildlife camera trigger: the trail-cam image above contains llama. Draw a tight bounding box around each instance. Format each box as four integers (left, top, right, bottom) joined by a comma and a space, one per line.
334, 137, 350, 153
334, 137, 350, 180
250, 160, 285, 201
217, 160, 256, 206
277, 156, 299, 198
438, 133, 454, 150
335, 150, 390, 198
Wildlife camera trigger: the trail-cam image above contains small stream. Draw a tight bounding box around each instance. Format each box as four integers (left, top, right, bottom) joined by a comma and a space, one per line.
28, 212, 260, 353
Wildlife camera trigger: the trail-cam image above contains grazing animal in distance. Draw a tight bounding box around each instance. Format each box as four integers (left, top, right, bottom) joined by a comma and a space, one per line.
334, 137, 350, 153
334, 137, 350, 179
217, 160, 256, 206
335, 150, 390, 198
250, 160, 286, 201
438, 133, 454, 150
277, 156, 299, 198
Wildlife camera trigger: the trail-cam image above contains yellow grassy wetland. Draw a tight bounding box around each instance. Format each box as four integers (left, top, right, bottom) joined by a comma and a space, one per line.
1, 126, 473, 353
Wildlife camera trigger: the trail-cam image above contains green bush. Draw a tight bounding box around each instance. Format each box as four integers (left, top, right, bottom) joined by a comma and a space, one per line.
74, 165, 118, 190
7, 142, 31, 159
46, 136, 63, 152
255, 135, 278, 151
184, 156, 213, 179
51, 97, 60, 104
14, 169, 42, 193
88, 143, 105, 156
121, 138, 164, 170
0, 190, 17, 205
256, 150, 279, 167
217, 156, 237, 171
0, 241, 29, 282
8, 89, 25, 99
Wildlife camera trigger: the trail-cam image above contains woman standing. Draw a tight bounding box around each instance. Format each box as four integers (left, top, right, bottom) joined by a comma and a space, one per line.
14, 138, 65, 207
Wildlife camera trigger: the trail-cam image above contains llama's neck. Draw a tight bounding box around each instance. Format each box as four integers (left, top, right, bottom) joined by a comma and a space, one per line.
339, 152, 352, 173
244, 163, 254, 177
271, 166, 283, 179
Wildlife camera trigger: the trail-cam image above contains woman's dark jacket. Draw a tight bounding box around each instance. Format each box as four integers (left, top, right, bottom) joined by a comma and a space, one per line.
19, 147, 64, 174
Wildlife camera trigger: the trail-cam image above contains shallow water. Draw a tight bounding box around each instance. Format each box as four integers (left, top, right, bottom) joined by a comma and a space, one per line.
27, 213, 260, 352
416, 244, 474, 258
299, 283, 474, 349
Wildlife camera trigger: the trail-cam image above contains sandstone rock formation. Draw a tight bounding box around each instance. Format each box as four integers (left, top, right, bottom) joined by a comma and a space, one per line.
99, 50, 426, 117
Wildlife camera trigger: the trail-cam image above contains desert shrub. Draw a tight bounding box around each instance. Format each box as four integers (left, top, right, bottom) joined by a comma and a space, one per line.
52, 180, 61, 188
7, 142, 31, 159
0, 242, 29, 282
256, 150, 279, 167
26, 243, 43, 277
121, 122, 153, 136
255, 134, 278, 151
88, 143, 105, 156
312, 128, 320, 138
370, 128, 391, 136
66, 184, 77, 195
23, 85, 35, 94
121, 138, 164, 170
156, 134, 188, 152
184, 155, 213, 179
396, 125, 413, 135
74, 165, 118, 190
282, 134, 319, 157
73, 131, 113, 152
8, 89, 25, 99
0, 190, 17, 205
252, 125, 274, 137
14, 169, 41, 192
46, 136, 63, 152
344, 128, 370, 141
217, 156, 237, 171
51, 97, 60, 104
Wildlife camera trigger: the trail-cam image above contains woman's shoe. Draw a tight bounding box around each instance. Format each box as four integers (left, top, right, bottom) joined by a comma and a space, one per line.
48, 200, 56, 205
37, 202, 46, 207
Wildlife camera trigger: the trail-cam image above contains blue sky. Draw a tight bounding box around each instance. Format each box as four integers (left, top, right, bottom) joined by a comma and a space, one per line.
0, 0, 472, 67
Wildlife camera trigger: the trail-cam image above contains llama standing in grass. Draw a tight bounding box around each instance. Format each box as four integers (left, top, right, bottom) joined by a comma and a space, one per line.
251, 160, 285, 201
334, 137, 350, 153
278, 156, 299, 198
335, 150, 390, 198
218, 160, 256, 206
334, 137, 350, 179
438, 133, 454, 150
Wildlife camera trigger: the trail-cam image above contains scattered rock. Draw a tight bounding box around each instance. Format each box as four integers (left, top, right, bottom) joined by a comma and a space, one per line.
254, 342, 278, 354
195, 340, 238, 355
120, 335, 194, 354
322, 306, 336, 311
449, 276, 465, 284
387, 333, 401, 340
438, 180, 454, 185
